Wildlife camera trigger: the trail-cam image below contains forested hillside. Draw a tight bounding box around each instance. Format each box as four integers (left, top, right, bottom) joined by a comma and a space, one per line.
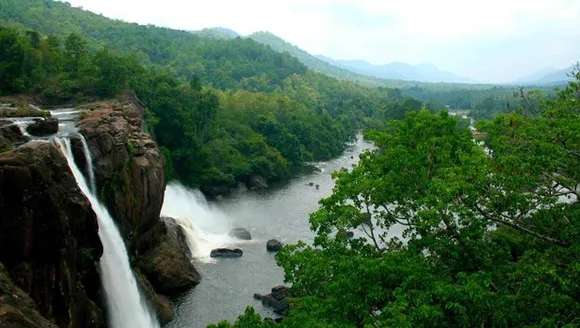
243, 31, 553, 115
0, 0, 422, 194
211, 69, 580, 328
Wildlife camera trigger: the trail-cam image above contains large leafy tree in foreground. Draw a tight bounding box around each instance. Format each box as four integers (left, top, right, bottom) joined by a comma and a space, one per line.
212, 72, 580, 328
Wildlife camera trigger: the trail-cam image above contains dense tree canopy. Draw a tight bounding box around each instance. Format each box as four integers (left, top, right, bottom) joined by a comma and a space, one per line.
211, 72, 580, 328
0, 19, 421, 191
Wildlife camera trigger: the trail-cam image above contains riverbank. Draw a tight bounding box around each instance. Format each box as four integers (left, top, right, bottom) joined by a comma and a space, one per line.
164, 135, 373, 328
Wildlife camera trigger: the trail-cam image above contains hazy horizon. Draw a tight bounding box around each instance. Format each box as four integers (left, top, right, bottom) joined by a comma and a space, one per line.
61, 0, 579, 83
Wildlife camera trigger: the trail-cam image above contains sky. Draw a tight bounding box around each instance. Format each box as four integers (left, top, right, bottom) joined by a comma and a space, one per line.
63, 0, 580, 83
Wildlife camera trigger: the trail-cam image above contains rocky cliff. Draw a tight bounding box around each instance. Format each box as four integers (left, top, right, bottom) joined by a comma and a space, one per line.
0, 96, 200, 326
76, 97, 200, 321
0, 141, 104, 328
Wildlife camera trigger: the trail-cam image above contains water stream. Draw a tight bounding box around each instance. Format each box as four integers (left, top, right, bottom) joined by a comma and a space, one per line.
54, 137, 159, 328
166, 136, 374, 327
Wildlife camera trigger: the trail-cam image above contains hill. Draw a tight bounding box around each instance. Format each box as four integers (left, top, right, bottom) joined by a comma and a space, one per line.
191, 27, 239, 39
513, 67, 574, 86
0, 0, 425, 192
318, 56, 476, 83
247, 31, 407, 87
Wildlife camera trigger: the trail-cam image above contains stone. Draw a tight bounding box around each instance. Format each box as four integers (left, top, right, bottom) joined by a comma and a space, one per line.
77, 98, 166, 255
210, 248, 243, 258
256, 285, 291, 315
0, 141, 104, 327
266, 239, 283, 252
271, 286, 291, 300
26, 118, 59, 136
138, 217, 201, 295
261, 295, 289, 314
229, 227, 252, 240
135, 272, 174, 324
0, 120, 29, 148
0, 264, 60, 328
248, 174, 268, 189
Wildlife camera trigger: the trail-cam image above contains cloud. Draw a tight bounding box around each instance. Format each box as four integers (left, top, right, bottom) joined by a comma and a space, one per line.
63, 0, 580, 82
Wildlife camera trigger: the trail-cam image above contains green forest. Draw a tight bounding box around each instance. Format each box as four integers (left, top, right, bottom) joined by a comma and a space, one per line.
210, 71, 580, 328
2, 1, 579, 327
0, 0, 424, 193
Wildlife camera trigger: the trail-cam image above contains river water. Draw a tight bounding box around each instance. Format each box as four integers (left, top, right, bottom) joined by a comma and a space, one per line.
166, 135, 374, 328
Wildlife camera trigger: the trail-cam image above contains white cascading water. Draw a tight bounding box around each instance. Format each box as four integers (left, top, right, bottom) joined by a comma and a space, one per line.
161, 183, 237, 263
54, 137, 159, 328
77, 134, 97, 194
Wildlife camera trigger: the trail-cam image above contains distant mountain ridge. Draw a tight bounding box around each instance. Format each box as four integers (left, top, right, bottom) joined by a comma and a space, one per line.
191, 27, 240, 39
513, 67, 574, 86
189, 28, 497, 89
317, 56, 476, 83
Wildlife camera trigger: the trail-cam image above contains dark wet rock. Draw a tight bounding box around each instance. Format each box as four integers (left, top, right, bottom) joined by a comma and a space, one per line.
266, 239, 283, 252
308, 182, 314, 186
256, 286, 291, 314
78, 98, 165, 255
210, 248, 243, 258
253, 293, 263, 300
0, 141, 104, 328
0, 120, 29, 150
137, 217, 200, 295
26, 118, 58, 136
271, 286, 291, 301
229, 227, 252, 240
135, 272, 174, 324
261, 294, 288, 313
248, 174, 268, 189
0, 263, 59, 328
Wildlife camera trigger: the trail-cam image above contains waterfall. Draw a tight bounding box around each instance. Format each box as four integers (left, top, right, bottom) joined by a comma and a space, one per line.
54, 138, 159, 328
161, 183, 237, 263
77, 134, 97, 194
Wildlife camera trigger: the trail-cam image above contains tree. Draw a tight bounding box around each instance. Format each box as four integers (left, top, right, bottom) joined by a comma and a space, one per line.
215, 74, 580, 327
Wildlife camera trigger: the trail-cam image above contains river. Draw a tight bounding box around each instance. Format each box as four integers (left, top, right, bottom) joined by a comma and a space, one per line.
165, 135, 374, 328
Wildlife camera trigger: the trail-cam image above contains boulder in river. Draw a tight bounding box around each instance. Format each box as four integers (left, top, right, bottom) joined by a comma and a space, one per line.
210, 248, 243, 258
26, 118, 59, 136
248, 174, 268, 189
138, 217, 201, 295
257, 286, 291, 314
0, 120, 29, 149
229, 227, 252, 240
266, 239, 283, 252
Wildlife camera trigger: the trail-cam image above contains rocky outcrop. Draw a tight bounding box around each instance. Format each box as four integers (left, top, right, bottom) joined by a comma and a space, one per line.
253, 286, 291, 314
76, 97, 199, 321
0, 264, 58, 328
0, 141, 104, 328
210, 248, 243, 258
137, 217, 200, 295
26, 118, 59, 137
134, 273, 174, 324
77, 99, 165, 255
248, 174, 268, 190
0, 120, 29, 151
266, 239, 283, 252
229, 228, 252, 240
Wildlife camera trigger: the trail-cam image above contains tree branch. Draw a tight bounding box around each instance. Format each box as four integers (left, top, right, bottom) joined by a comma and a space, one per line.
474, 205, 569, 247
